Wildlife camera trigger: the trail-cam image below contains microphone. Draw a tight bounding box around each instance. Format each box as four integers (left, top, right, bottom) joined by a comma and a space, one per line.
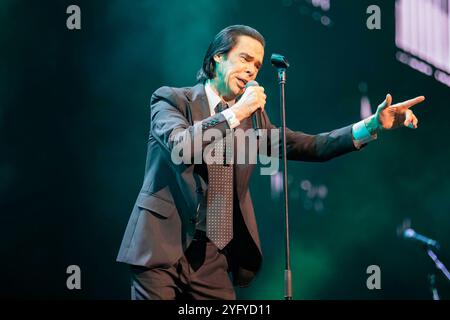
245, 80, 262, 130
402, 228, 440, 250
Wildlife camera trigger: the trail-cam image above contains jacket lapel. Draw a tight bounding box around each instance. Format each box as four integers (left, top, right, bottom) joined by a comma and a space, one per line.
188, 83, 210, 123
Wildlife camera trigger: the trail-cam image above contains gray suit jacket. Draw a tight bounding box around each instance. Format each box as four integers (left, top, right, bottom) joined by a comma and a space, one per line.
117, 83, 358, 287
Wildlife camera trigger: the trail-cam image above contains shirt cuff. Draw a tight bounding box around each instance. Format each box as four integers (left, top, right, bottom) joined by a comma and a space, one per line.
352, 119, 377, 149
222, 109, 241, 129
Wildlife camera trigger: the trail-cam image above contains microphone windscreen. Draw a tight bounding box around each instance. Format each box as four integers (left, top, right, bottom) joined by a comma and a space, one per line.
403, 228, 416, 238
246, 80, 259, 87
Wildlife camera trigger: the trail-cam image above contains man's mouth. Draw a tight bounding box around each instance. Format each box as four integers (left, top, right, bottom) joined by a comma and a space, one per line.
236, 77, 247, 88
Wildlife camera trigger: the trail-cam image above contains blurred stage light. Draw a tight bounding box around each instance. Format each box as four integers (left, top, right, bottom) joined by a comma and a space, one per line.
288, 0, 333, 27
311, 0, 330, 11
358, 82, 373, 120
395, 0, 450, 88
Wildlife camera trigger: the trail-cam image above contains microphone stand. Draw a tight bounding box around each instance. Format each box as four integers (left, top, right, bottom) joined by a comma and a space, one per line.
426, 247, 450, 280
271, 54, 292, 300
399, 222, 449, 299
425, 247, 450, 300
428, 274, 440, 301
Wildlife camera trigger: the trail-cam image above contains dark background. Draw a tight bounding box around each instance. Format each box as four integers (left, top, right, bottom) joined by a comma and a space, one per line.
1, 0, 449, 299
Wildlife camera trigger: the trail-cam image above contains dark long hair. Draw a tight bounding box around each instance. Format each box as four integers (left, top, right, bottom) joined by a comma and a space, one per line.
196, 25, 265, 83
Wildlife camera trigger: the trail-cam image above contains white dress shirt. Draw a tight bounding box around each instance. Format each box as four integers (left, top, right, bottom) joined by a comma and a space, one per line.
205, 81, 241, 129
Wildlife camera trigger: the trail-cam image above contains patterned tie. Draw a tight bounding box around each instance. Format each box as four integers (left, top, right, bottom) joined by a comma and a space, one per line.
206, 101, 234, 250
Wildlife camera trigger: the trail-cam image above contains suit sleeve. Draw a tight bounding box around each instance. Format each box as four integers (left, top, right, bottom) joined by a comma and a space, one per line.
261, 109, 358, 162
150, 86, 230, 167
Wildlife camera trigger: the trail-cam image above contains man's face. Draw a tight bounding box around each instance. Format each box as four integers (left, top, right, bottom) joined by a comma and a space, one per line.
213, 35, 264, 100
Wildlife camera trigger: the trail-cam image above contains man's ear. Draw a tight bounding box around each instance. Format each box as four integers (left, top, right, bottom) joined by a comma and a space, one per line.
213, 54, 223, 64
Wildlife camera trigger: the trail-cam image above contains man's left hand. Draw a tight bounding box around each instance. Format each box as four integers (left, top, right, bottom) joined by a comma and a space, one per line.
365, 94, 426, 134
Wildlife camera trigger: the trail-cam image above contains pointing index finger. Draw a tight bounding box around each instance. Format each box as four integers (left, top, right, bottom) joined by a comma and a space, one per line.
394, 96, 426, 110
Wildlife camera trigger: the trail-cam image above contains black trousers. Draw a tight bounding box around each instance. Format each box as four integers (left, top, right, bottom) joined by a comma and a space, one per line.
130, 231, 236, 300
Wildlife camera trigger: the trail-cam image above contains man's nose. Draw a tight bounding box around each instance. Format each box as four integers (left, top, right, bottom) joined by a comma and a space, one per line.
245, 65, 256, 78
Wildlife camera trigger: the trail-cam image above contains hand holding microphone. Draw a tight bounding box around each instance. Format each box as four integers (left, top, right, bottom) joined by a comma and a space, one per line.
231, 80, 266, 126
245, 81, 264, 130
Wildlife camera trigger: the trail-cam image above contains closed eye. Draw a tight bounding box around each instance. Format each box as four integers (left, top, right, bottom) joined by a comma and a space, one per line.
240, 53, 262, 70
